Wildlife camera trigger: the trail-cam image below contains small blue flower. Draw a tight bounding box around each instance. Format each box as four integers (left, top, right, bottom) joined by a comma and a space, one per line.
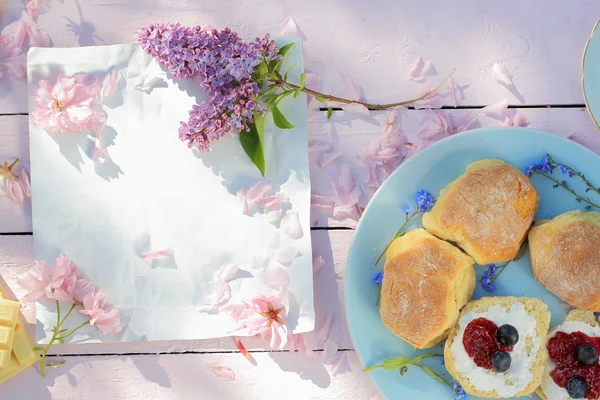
453, 382, 467, 400
561, 180, 568, 187
539, 155, 553, 174
372, 271, 384, 285
415, 190, 435, 212
560, 165, 568, 175
440, 359, 445, 366
402, 204, 413, 214
524, 162, 538, 177
480, 264, 497, 292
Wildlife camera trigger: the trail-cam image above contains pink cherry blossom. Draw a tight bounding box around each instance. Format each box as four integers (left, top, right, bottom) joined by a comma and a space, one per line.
0, 159, 31, 204
17, 253, 79, 303
64, 276, 95, 303
32, 74, 107, 135
237, 292, 288, 350
80, 290, 121, 335
0, 35, 25, 80
17, 260, 52, 302
208, 364, 235, 380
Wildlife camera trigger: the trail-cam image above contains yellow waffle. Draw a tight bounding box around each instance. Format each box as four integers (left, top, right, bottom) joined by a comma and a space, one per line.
0, 285, 39, 383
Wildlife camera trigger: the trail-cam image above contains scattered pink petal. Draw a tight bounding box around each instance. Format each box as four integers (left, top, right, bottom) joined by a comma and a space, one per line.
26, 0, 62, 18
446, 77, 463, 107
330, 165, 362, 222
304, 72, 321, 91
319, 151, 342, 168
0, 36, 25, 80
492, 63, 513, 87
412, 86, 444, 109
237, 181, 272, 214
341, 102, 370, 117
405, 140, 431, 160
416, 110, 453, 140
208, 364, 235, 381
0, 159, 31, 204
312, 256, 328, 276
344, 76, 362, 102
274, 246, 299, 265
262, 265, 291, 291
281, 211, 304, 239
18, 169, 31, 198
140, 248, 174, 261
91, 130, 107, 164
408, 56, 424, 80
24, 21, 51, 47
135, 60, 167, 94
481, 99, 509, 118
315, 314, 333, 342
217, 264, 239, 282
452, 112, 478, 133
199, 264, 239, 313
321, 338, 346, 376
234, 337, 252, 360
502, 112, 528, 127
311, 194, 335, 217
279, 16, 307, 41
287, 333, 314, 359
380, 110, 399, 136
100, 68, 121, 100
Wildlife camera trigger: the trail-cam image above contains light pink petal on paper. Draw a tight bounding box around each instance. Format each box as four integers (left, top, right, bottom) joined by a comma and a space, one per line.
315, 314, 333, 342
344, 76, 362, 102
2, 58, 26, 80
340, 102, 370, 117
452, 112, 478, 134
380, 110, 399, 136
287, 333, 314, 359
140, 248, 174, 261
208, 364, 235, 381
279, 16, 307, 41
274, 246, 299, 265
492, 63, 513, 86
92, 133, 107, 164
11, 20, 28, 49
311, 194, 335, 217
281, 211, 304, 239
101, 68, 121, 100
408, 56, 424, 80
319, 151, 342, 168
262, 265, 291, 291
257, 193, 285, 210
18, 169, 31, 198
237, 180, 273, 214
512, 111, 528, 127
321, 338, 346, 376
446, 77, 463, 107
312, 255, 328, 276
267, 320, 288, 350
135, 60, 167, 94
217, 264, 239, 282
416, 110, 452, 140
412, 86, 444, 110
481, 98, 509, 117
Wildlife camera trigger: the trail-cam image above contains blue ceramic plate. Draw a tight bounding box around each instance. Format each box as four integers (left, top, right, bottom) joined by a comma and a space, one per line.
345, 128, 600, 400
583, 20, 600, 128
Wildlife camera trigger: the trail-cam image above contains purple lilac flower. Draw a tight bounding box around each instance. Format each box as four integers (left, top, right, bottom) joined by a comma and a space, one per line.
139, 23, 280, 151
372, 271, 384, 285
415, 190, 435, 212
453, 382, 466, 400
481, 263, 497, 292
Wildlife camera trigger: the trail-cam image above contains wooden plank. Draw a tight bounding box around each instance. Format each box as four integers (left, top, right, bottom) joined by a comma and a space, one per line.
0, 351, 382, 400
2, 108, 599, 232
0, 229, 354, 354
1, 0, 600, 112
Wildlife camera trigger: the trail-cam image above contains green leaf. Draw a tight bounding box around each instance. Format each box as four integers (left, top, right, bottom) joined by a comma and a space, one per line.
283, 64, 295, 81
299, 72, 305, 88
315, 96, 328, 102
45, 360, 67, 367
278, 42, 295, 57
327, 107, 333, 121
272, 105, 295, 129
420, 366, 448, 386
514, 242, 528, 261
239, 114, 266, 177
294, 87, 302, 98
257, 85, 279, 100
392, 230, 406, 240
255, 62, 268, 77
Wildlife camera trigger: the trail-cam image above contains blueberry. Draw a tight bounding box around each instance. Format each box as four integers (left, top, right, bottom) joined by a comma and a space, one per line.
497, 324, 519, 346
491, 351, 511, 373
566, 377, 587, 399
576, 344, 599, 365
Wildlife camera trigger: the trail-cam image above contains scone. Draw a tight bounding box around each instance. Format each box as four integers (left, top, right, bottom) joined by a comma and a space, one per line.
422, 158, 539, 265
444, 297, 550, 398
538, 310, 600, 400
379, 228, 475, 349
529, 210, 600, 311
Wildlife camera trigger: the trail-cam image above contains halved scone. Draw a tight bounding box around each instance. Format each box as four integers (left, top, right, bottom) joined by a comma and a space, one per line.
538, 310, 600, 400
422, 159, 539, 265
379, 228, 475, 349
444, 297, 550, 398
529, 210, 600, 311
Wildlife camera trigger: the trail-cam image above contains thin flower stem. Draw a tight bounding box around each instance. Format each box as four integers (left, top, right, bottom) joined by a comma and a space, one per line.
490, 262, 510, 284
533, 171, 600, 209
8, 158, 19, 170
274, 70, 456, 111
549, 155, 600, 198
40, 302, 63, 377
55, 301, 61, 330
55, 321, 89, 341
413, 364, 453, 389
59, 303, 77, 327
375, 209, 421, 265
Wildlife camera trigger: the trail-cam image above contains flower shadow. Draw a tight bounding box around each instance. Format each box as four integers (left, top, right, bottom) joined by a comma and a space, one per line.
268, 351, 332, 388
63, 0, 106, 46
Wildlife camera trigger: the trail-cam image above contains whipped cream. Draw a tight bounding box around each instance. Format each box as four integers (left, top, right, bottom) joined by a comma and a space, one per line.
449, 302, 540, 397
541, 321, 600, 400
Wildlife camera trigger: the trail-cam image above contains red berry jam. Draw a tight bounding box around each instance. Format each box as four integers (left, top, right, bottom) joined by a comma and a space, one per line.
462, 318, 513, 369
548, 331, 600, 399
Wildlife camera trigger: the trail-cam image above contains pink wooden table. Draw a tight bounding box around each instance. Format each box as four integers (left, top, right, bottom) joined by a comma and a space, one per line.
1, 1, 600, 399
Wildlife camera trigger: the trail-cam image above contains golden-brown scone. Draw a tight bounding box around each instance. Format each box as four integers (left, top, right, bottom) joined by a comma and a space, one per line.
379, 228, 475, 349
529, 210, 600, 311
444, 297, 550, 398
422, 159, 539, 265
537, 309, 600, 400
